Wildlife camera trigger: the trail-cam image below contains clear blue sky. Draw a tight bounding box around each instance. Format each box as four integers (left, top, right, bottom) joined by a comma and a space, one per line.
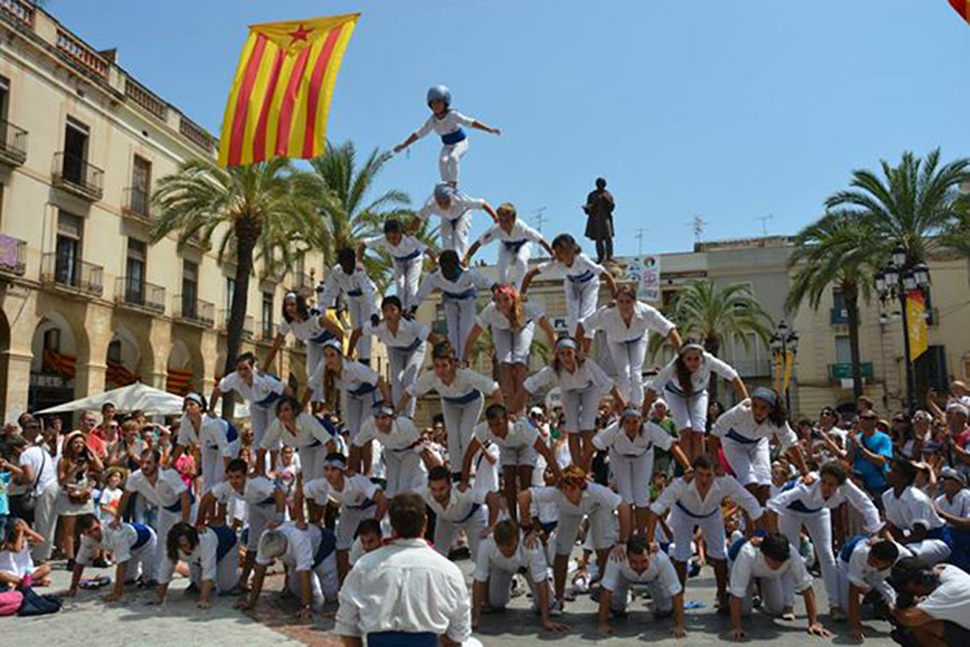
51, 1, 970, 259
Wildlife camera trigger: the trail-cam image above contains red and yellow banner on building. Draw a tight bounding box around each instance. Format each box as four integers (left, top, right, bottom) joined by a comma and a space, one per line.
950, 0, 970, 24
906, 290, 928, 361
218, 14, 359, 166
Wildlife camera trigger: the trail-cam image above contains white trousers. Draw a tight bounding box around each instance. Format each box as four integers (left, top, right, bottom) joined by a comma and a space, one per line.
342, 390, 378, 444
610, 575, 673, 613
607, 336, 648, 405
443, 296, 478, 359
388, 346, 426, 419
250, 404, 277, 451
31, 479, 61, 562
496, 242, 532, 290
189, 549, 239, 593
307, 341, 325, 403
738, 573, 794, 614
565, 277, 601, 338
126, 534, 158, 583
562, 385, 601, 433
438, 139, 469, 186
555, 506, 616, 556
383, 448, 426, 497
668, 506, 727, 562
246, 503, 280, 551
440, 214, 473, 257
441, 394, 485, 471
779, 509, 838, 605
200, 440, 240, 496
722, 437, 772, 486
664, 386, 709, 433
904, 538, 951, 567
286, 551, 339, 608
336, 504, 379, 551
492, 322, 535, 366
486, 565, 543, 609
298, 442, 326, 484
433, 505, 487, 562
609, 450, 654, 507
835, 559, 897, 610
346, 295, 374, 362
393, 258, 424, 311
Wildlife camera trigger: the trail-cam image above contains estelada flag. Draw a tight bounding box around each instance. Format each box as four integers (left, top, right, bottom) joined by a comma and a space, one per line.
905, 290, 929, 361
950, 0, 970, 24
218, 14, 359, 167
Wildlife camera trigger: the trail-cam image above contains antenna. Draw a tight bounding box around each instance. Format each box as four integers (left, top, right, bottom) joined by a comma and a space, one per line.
531, 207, 548, 233
689, 215, 707, 243
755, 214, 774, 236
635, 228, 648, 256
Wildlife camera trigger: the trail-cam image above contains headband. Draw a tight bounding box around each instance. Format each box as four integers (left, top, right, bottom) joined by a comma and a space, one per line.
323, 455, 347, 470
751, 387, 778, 407
184, 392, 204, 406
556, 338, 578, 351
321, 339, 343, 354
946, 401, 969, 417
620, 406, 643, 422
679, 343, 705, 355
284, 291, 298, 300
495, 284, 518, 300
373, 403, 395, 418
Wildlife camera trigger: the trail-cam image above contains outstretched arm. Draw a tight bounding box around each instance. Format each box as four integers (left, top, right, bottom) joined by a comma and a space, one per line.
520, 268, 541, 296
471, 120, 501, 136
462, 323, 485, 365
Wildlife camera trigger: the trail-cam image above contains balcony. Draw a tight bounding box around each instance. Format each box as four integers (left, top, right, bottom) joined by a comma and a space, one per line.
0, 234, 26, 276
52, 152, 104, 201
219, 309, 254, 339
829, 362, 873, 383
174, 295, 214, 328
179, 117, 214, 153
124, 79, 168, 120
40, 253, 103, 297
292, 271, 315, 297
830, 308, 849, 325
55, 27, 108, 79
0, 0, 36, 30
122, 186, 152, 222
0, 120, 28, 166
115, 276, 165, 314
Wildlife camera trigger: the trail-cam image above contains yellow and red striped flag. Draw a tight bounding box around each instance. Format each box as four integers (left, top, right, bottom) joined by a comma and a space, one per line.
906, 290, 929, 361
218, 14, 359, 167
950, 0, 970, 25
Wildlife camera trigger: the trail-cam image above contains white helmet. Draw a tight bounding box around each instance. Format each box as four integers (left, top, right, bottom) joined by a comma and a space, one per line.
427, 84, 451, 108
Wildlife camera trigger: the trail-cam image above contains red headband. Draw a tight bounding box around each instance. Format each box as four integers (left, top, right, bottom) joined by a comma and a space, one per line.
495, 284, 518, 300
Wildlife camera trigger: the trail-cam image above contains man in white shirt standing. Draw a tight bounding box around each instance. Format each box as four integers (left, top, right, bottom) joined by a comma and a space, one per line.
8, 433, 58, 563
336, 492, 472, 647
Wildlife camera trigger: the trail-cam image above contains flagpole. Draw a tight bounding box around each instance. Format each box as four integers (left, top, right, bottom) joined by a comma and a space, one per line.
899, 290, 915, 414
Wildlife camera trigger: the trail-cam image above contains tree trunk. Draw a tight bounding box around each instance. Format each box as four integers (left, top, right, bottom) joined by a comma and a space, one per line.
844, 282, 865, 400
705, 336, 721, 405
221, 217, 261, 419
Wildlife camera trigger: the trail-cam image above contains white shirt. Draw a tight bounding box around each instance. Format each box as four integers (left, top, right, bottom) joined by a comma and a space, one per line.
353, 416, 424, 453
882, 486, 946, 533
531, 482, 621, 517
304, 474, 379, 509
77, 523, 151, 566
472, 536, 547, 583
211, 476, 279, 508
125, 467, 188, 509
768, 475, 882, 534
581, 301, 676, 344
601, 550, 682, 596
524, 358, 614, 395
362, 318, 429, 352
476, 302, 545, 333
0, 546, 33, 579
415, 268, 493, 303
711, 400, 798, 450
474, 418, 540, 451
362, 234, 426, 262
593, 420, 675, 457
178, 415, 237, 456
335, 538, 471, 642
18, 445, 56, 495
311, 359, 380, 398
416, 109, 475, 139
475, 220, 545, 249
729, 541, 813, 598
160, 527, 223, 584
218, 371, 285, 406
418, 190, 488, 224
650, 475, 764, 520
842, 540, 910, 600
649, 351, 738, 395
318, 266, 376, 307
936, 488, 970, 518
255, 521, 324, 572
407, 368, 498, 401
278, 308, 328, 341
419, 485, 483, 522
917, 564, 970, 630
261, 412, 335, 450
536, 253, 605, 283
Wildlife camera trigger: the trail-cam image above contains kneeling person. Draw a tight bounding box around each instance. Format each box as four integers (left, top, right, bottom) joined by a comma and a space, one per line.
152, 522, 239, 608
837, 536, 909, 642
68, 514, 157, 601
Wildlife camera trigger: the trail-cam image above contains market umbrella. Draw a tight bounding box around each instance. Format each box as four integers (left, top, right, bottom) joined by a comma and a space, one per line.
36, 382, 186, 416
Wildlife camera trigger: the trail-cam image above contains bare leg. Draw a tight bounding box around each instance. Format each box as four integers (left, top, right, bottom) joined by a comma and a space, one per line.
62, 515, 76, 561
553, 553, 569, 601
502, 466, 519, 522
712, 558, 729, 612
673, 558, 688, 586
568, 434, 583, 469
510, 364, 529, 414
337, 549, 350, 585
581, 430, 596, 471
634, 507, 649, 535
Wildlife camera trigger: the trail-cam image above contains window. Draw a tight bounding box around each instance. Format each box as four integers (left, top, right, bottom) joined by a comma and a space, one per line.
125, 239, 146, 304
55, 211, 82, 287
182, 260, 198, 319
835, 335, 852, 365
43, 328, 61, 353
62, 118, 89, 184
832, 288, 845, 312
262, 291, 274, 338
130, 156, 151, 216
107, 340, 122, 364
0, 76, 8, 120
225, 277, 236, 312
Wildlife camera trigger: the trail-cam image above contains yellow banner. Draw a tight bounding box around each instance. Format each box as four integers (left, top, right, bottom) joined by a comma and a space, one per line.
783, 349, 794, 391
906, 290, 928, 361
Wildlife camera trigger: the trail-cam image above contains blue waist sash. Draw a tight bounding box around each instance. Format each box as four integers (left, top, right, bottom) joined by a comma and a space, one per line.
839, 534, 868, 563
347, 498, 376, 511
441, 128, 466, 145
675, 501, 718, 519
312, 529, 337, 568
620, 333, 646, 346
566, 270, 595, 284
563, 380, 594, 394
390, 337, 423, 353
348, 382, 378, 397
309, 330, 337, 344
368, 632, 437, 647
442, 389, 482, 405
459, 503, 482, 523
725, 428, 760, 445
663, 383, 706, 398
502, 239, 528, 252
212, 525, 238, 563
540, 520, 558, 535
163, 490, 196, 513
924, 526, 947, 542
787, 500, 823, 515
256, 391, 282, 408
131, 524, 154, 551
394, 249, 422, 263
443, 288, 476, 300
347, 288, 364, 298
208, 421, 240, 450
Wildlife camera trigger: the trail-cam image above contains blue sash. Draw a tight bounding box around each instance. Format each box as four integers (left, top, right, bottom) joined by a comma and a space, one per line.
540, 520, 558, 535
459, 503, 482, 523
620, 334, 646, 346
787, 499, 823, 515
368, 632, 437, 647
664, 383, 706, 399
212, 525, 238, 563
347, 499, 376, 511
728, 538, 747, 562
394, 249, 422, 263
310, 330, 337, 344
925, 526, 947, 542
441, 128, 466, 145
443, 288, 476, 300
839, 534, 868, 563
256, 391, 282, 408
442, 389, 482, 405
675, 501, 718, 519
347, 288, 364, 298
131, 524, 153, 551
391, 337, 423, 353
348, 382, 378, 397
208, 421, 240, 450
725, 428, 760, 445
566, 270, 595, 284
310, 416, 338, 443
313, 528, 337, 567
163, 490, 195, 513
502, 239, 528, 252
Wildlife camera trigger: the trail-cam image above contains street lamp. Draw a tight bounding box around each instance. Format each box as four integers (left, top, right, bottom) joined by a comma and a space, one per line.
876, 246, 931, 411
770, 320, 799, 411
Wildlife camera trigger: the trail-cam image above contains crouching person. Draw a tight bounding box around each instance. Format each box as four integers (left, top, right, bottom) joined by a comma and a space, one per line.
472, 519, 567, 632
728, 532, 831, 641
596, 535, 686, 637
837, 536, 909, 643
67, 513, 156, 601
236, 521, 339, 619
889, 557, 970, 646
151, 522, 239, 608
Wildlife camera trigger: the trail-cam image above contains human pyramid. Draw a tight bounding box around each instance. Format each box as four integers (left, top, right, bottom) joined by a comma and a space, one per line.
36, 85, 969, 646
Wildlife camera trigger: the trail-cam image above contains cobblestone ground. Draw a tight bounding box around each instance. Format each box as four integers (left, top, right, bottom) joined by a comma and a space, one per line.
0, 556, 898, 646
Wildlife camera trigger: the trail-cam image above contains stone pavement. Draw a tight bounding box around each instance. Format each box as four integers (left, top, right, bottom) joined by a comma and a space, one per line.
0, 558, 899, 646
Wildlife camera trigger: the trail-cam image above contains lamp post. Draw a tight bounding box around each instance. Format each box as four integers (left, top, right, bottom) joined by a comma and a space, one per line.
875, 245, 931, 412
769, 320, 799, 412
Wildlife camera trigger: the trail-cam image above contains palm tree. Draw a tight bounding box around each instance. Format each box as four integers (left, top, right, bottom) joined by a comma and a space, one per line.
786, 212, 877, 399
657, 280, 773, 402
151, 157, 316, 410
467, 328, 551, 380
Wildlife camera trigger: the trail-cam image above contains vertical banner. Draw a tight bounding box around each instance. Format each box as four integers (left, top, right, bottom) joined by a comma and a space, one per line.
625, 255, 662, 302
906, 290, 928, 361
783, 349, 794, 391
